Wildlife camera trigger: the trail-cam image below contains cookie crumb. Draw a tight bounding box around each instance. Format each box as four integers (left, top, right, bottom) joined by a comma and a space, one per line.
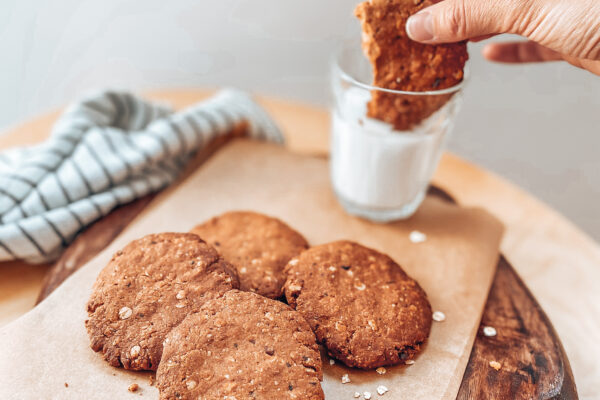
409, 231, 427, 243
148, 375, 155, 386
376, 367, 386, 375
354, 392, 361, 398
405, 359, 415, 365
432, 311, 446, 322
341, 373, 351, 384
128, 383, 139, 392
483, 326, 497, 337
364, 392, 372, 399
377, 385, 389, 395
64, 382, 68, 388
489, 360, 502, 370
329, 359, 335, 365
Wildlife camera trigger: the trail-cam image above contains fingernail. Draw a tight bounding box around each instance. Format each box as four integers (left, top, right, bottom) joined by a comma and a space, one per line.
406, 11, 434, 42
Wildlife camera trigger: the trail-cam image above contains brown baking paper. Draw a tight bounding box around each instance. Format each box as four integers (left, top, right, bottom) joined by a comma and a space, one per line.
0, 140, 503, 399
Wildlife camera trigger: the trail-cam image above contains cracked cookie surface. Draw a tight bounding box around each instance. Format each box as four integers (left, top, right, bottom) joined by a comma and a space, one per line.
191, 211, 309, 299
355, 0, 468, 130
284, 240, 432, 369
156, 290, 324, 400
85, 232, 239, 371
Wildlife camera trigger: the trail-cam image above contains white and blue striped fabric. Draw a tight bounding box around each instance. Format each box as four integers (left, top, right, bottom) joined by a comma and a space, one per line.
0, 89, 283, 264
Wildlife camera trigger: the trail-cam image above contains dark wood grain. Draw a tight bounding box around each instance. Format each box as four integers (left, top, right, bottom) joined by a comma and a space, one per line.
35, 160, 577, 399
35, 194, 156, 304
456, 256, 578, 400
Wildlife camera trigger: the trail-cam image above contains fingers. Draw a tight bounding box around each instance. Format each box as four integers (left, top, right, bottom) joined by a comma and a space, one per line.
484, 41, 600, 76
483, 41, 563, 63
406, 0, 514, 43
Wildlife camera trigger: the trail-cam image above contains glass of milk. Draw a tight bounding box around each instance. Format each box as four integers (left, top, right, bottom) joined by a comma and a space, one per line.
330, 41, 466, 222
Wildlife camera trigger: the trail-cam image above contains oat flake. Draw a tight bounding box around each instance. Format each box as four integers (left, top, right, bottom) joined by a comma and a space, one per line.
432, 311, 446, 322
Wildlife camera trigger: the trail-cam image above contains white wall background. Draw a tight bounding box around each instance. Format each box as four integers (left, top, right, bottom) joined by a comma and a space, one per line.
1, 0, 599, 238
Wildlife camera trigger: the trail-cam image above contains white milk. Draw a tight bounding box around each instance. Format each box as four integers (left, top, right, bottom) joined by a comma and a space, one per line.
330, 87, 453, 221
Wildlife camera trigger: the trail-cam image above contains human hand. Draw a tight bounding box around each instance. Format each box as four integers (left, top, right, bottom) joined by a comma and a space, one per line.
405, 0, 600, 76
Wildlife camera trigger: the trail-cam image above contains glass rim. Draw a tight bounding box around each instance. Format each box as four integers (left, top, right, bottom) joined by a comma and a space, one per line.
333, 43, 468, 96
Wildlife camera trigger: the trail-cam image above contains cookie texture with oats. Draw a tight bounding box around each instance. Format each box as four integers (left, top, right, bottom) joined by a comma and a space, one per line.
354, 0, 468, 130
85, 232, 239, 371
191, 211, 309, 299
156, 290, 324, 400
283, 240, 432, 369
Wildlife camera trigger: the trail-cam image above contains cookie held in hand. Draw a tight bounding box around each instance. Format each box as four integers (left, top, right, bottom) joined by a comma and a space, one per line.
355, 0, 468, 130
85, 232, 238, 371
284, 240, 432, 369
157, 290, 324, 400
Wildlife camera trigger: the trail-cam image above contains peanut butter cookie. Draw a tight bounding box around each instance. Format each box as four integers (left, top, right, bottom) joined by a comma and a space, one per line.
156, 290, 324, 400
85, 232, 239, 371
284, 240, 432, 369
191, 211, 308, 299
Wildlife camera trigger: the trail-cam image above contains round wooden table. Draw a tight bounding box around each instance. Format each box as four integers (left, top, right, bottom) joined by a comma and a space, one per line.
0, 90, 598, 398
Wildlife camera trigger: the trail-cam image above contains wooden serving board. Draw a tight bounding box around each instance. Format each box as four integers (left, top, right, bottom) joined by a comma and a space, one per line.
0, 138, 576, 399
0, 90, 578, 399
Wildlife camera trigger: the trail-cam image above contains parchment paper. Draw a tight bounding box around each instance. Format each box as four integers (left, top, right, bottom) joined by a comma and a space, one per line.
0, 139, 503, 399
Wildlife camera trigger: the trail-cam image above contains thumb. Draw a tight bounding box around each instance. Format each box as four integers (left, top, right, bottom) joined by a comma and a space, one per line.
406, 0, 517, 43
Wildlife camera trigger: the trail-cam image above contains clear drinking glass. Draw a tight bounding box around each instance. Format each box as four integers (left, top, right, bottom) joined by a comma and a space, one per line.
330, 41, 466, 222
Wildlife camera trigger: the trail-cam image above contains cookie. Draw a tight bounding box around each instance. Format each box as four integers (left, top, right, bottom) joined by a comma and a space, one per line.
156, 290, 324, 400
284, 240, 432, 369
85, 232, 239, 371
191, 211, 309, 299
355, 0, 469, 130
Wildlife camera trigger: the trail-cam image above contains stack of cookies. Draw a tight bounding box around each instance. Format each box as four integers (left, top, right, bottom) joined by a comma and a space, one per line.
85, 211, 432, 399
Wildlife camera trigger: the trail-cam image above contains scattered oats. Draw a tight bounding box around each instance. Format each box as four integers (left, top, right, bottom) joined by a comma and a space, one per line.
364, 392, 372, 399
354, 282, 366, 291
329, 358, 335, 365
368, 320, 377, 330
251, 259, 260, 265
376, 367, 386, 375
130, 345, 141, 358
409, 230, 427, 243
289, 258, 299, 266
128, 383, 139, 392
377, 385, 389, 395
265, 312, 274, 321
347, 270, 354, 277
119, 307, 132, 320
354, 392, 361, 398
175, 303, 186, 309
288, 284, 302, 292
176, 290, 185, 300
489, 360, 501, 370
224, 374, 230, 379
186, 380, 197, 390
328, 266, 337, 272
432, 311, 446, 322
483, 326, 497, 337
405, 360, 415, 365
240, 267, 248, 274
341, 374, 351, 384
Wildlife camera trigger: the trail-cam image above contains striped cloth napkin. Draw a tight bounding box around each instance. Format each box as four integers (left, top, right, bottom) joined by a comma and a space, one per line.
0, 89, 283, 263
